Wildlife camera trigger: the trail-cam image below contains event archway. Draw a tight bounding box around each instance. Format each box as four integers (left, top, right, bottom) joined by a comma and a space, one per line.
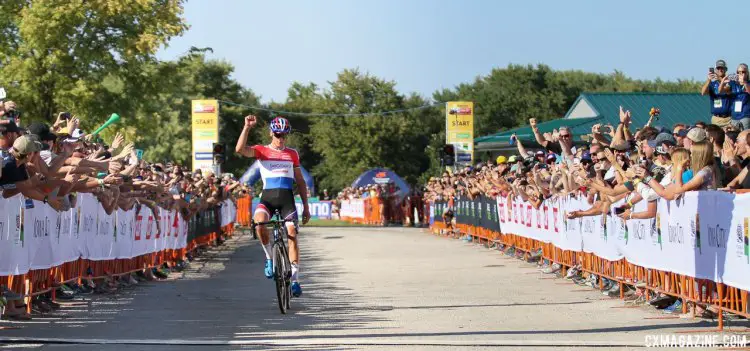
351, 168, 410, 200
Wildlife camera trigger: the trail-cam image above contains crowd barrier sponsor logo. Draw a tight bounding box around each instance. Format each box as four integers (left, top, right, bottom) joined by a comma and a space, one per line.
251, 198, 333, 220
0, 194, 237, 277
431, 191, 750, 292
339, 199, 365, 219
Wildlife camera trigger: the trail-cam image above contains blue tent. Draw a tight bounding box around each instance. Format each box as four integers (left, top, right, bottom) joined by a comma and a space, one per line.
240, 160, 315, 195
351, 168, 410, 200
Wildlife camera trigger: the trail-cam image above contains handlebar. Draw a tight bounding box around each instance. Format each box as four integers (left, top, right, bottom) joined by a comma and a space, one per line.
251, 218, 296, 226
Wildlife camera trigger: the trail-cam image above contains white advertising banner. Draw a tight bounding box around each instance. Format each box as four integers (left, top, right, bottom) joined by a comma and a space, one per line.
0, 195, 238, 276
116, 208, 134, 259
340, 200, 366, 219
52, 208, 76, 266
26, 199, 55, 270
494, 192, 750, 293
723, 193, 750, 291
0, 196, 27, 276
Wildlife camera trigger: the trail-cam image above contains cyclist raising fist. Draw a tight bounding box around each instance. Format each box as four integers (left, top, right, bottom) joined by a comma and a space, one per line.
235, 114, 310, 297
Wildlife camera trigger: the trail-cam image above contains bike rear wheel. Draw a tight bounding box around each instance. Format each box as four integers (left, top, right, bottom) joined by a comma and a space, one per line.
273, 241, 291, 313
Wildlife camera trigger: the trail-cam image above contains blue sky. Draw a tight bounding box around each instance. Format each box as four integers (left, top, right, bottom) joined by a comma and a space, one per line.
158, 0, 749, 103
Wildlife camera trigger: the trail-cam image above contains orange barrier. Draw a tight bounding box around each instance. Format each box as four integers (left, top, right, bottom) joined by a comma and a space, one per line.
430, 216, 750, 331
338, 197, 411, 226
1, 197, 248, 315
236, 196, 252, 227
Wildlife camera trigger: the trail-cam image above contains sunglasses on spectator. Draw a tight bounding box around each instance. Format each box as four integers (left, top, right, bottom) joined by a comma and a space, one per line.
739, 70, 748, 74
559, 134, 571, 139
273, 133, 288, 139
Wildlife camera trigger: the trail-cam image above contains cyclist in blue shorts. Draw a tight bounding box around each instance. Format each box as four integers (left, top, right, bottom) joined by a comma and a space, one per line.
235, 114, 310, 297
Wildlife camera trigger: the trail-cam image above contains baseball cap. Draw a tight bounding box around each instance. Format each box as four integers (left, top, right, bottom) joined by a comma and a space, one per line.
535, 150, 544, 156
0, 120, 21, 134
63, 128, 85, 143
675, 129, 689, 137
27, 122, 57, 141
654, 125, 669, 134
687, 128, 708, 143
507, 155, 518, 163
12, 135, 42, 155
496, 155, 507, 164
647, 133, 677, 149
716, 59, 728, 68
546, 153, 557, 163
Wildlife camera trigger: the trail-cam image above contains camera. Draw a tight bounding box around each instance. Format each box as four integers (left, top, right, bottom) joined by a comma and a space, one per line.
5, 109, 20, 121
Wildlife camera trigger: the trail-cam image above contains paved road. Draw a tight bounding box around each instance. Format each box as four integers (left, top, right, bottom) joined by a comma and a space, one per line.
1, 226, 748, 350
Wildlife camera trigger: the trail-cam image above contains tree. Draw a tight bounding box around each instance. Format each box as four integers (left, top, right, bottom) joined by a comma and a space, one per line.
434, 64, 703, 137
306, 69, 440, 192
0, 0, 188, 124
125, 52, 263, 174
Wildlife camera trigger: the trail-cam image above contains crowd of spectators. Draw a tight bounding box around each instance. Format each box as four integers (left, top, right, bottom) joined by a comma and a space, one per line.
0, 103, 250, 320
424, 59, 750, 319
332, 182, 426, 226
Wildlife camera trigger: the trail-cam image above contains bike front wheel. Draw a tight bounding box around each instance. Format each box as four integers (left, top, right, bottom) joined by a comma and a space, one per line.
273, 242, 290, 314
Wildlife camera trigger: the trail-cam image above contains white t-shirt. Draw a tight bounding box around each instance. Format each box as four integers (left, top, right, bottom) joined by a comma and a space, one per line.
40, 150, 56, 166
634, 170, 672, 202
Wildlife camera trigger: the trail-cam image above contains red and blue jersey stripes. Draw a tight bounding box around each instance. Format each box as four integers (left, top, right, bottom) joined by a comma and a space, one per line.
251, 145, 300, 190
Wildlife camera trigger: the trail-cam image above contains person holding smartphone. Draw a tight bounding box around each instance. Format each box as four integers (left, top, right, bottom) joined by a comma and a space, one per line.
718, 63, 750, 131
701, 60, 732, 127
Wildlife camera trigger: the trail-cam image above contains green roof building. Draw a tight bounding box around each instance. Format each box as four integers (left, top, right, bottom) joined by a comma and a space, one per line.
475, 92, 710, 153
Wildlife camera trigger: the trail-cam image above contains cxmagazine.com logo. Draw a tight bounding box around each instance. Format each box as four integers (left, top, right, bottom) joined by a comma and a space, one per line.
644, 334, 747, 348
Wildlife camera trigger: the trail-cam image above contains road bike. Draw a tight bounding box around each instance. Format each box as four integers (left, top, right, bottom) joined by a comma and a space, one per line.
251, 210, 293, 314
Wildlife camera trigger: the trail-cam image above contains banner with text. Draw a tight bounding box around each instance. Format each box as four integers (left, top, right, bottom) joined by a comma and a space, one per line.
191, 99, 220, 173
440, 192, 750, 292
252, 198, 333, 220
445, 101, 474, 165
339, 199, 365, 219
0, 194, 237, 277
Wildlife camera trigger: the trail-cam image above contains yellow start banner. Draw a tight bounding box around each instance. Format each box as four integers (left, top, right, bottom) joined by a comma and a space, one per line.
191, 99, 220, 172
445, 101, 474, 164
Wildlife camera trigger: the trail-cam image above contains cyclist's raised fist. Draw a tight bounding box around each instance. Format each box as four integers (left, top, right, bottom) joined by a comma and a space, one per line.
244, 115, 257, 128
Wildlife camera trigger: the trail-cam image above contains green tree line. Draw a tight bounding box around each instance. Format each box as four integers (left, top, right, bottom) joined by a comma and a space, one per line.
0, 1, 702, 194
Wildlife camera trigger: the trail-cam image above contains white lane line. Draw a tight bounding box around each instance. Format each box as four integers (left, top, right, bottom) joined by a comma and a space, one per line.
0, 337, 646, 347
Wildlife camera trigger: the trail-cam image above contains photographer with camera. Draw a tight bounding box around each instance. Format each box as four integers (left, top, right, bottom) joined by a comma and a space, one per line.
702, 60, 733, 127
0, 101, 21, 126
717, 63, 750, 131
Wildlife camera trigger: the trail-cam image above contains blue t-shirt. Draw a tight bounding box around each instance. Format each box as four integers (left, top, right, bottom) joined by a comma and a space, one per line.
729, 81, 750, 120
709, 80, 732, 116
681, 169, 694, 184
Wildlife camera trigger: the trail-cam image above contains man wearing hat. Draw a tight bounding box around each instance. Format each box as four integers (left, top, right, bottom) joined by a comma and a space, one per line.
0, 120, 22, 152
684, 127, 707, 149
646, 133, 677, 158
701, 59, 733, 127
0, 135, 57, 206
27, 122, 59, 166
673, 125, 689, 147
